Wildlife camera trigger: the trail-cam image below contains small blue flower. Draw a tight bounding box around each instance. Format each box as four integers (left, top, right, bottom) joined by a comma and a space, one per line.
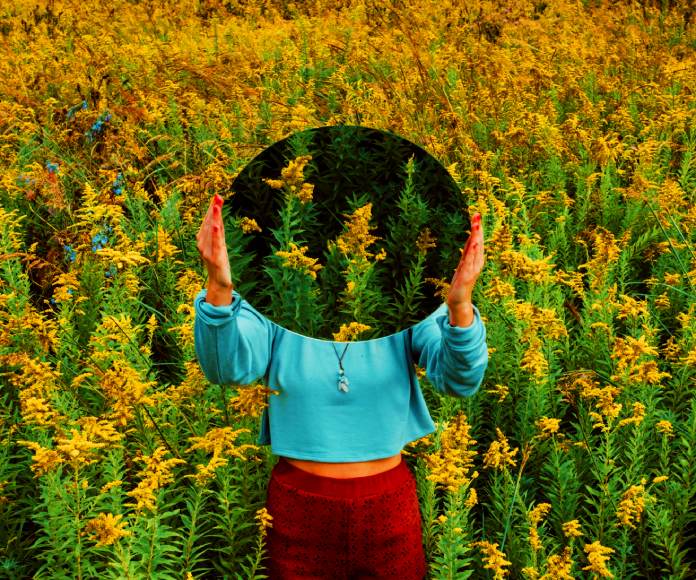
112, 172, 124, 196
46, 161, 59, 175
63, 244, 76, 262
49, 297, 56, 305
85, 110, 112, 142
67, 99, 89, 120
105, 264, 117, 278
91, 224, 113, 252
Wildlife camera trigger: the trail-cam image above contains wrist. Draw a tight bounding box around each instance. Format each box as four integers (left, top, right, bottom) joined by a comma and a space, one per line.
206, 282, 235, 306
447, 301, 474, 328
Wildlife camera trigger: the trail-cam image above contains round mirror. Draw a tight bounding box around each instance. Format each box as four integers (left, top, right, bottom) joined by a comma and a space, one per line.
222, 124, 471, 341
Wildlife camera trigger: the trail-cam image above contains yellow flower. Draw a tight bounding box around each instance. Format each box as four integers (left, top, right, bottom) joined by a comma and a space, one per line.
654, 292, 670, 310
652, 475, 669, 484
529, 503, 552, 526
540, 546, 574, 580
76, 416, 123, 445
20, 396, 61, 427
425, 276, 451, 302
618, 402, 646, 428
332, 321, 371, 341
53, 270, 82, 304
18, 441, 64, 477
610, 334, 671, 385
528, 503, 552, 552
425, 412, 478, 492
280, 155, 312, 185
486, 384, 509, 403
255, 507, 274, 537
655, 420, 673, 437
617, 481, 647, 529
578, 227, 621, 291
263, 178, 284, 189
228, 384, 277, 418
275, 242, 323, 279
84, 513, 130, 547
582, 540, 615, 578
98, 358, 157, 426
297, 182, 314, 203
473, 540, 512, 579
612, 294, 649, 320
155, 225, 181, 262
187, 427, 259, 485
55, 429, 107, 467
335, 203, 382, 261
562, 519, 583, 538
483, 427, 518, 471
535, 417, 561, 439
239, 217, 262, 233
126, 447, 186, 512
262, 155, 314, 203
99, 480, 123, 494
465, 487, 478, 508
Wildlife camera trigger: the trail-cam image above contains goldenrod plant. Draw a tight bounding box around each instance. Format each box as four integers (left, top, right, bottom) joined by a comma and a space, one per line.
1, 0, 695, 578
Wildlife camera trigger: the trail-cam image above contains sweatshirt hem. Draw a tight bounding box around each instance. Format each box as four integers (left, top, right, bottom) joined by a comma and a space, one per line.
269, 438, 435, 462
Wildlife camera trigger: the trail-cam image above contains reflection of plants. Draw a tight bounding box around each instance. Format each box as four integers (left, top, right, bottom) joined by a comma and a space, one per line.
328, 200, 387, 339
382, 155, 435, 330
259, 154, 326, 335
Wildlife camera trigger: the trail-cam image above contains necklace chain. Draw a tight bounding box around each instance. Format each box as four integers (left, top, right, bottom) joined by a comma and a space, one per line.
331, 342, 349, 370
331, 342, 350, 392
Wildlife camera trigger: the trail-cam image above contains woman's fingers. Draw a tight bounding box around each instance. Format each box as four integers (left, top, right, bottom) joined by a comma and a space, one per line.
454, 214, 483, 282
197, 196, 216, 246
198, 195, 225, 265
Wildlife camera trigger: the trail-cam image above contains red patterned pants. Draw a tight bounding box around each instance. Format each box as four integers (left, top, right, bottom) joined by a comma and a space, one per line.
264, 456, 427, 579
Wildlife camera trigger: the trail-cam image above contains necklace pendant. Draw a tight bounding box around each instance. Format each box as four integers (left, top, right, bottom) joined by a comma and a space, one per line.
338, 375, 350, 393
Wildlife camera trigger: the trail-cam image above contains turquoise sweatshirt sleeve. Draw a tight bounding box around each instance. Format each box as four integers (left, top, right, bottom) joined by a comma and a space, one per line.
410, 303, 489, 397
193, 288, 275, 385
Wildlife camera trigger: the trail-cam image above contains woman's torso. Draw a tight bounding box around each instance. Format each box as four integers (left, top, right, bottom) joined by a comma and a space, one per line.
281, 452, 403, 477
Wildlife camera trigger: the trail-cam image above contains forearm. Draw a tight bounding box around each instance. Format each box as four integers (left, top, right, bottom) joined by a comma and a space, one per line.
205, 282, 235, 306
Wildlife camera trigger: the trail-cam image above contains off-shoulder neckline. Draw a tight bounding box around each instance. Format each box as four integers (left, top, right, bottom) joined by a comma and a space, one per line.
273, 322, 405, 345
269, 303, 449, 345
210, 288, 450, 345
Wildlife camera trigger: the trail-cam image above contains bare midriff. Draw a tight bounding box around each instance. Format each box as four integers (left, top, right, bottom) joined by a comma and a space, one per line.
282, 452, 403, 478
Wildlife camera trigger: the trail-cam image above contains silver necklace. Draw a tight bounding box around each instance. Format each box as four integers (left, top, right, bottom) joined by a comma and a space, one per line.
331, 342, 350, 393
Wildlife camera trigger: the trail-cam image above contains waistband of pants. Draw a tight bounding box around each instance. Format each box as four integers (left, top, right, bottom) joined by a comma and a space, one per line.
271, 455, 412, 499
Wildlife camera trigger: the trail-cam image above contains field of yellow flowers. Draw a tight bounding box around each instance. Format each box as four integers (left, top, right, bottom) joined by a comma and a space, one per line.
1, 0, 695, 578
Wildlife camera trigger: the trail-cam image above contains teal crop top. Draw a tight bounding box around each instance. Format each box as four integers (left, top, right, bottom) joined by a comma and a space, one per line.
193, 288, 489, 462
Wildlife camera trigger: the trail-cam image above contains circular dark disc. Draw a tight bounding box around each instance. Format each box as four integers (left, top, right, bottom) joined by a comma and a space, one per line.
221, 124, 471, 340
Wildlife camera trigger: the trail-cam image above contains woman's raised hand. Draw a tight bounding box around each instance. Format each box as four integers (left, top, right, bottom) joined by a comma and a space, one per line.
447, 212, 484, 307
196, 194, 234, 300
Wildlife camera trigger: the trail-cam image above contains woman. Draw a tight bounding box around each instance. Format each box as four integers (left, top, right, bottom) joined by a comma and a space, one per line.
194, 193, 488, 579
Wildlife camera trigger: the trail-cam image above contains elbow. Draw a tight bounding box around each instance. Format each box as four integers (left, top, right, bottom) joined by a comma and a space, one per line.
217, 343, 268, 386
443, 360, 488, 398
